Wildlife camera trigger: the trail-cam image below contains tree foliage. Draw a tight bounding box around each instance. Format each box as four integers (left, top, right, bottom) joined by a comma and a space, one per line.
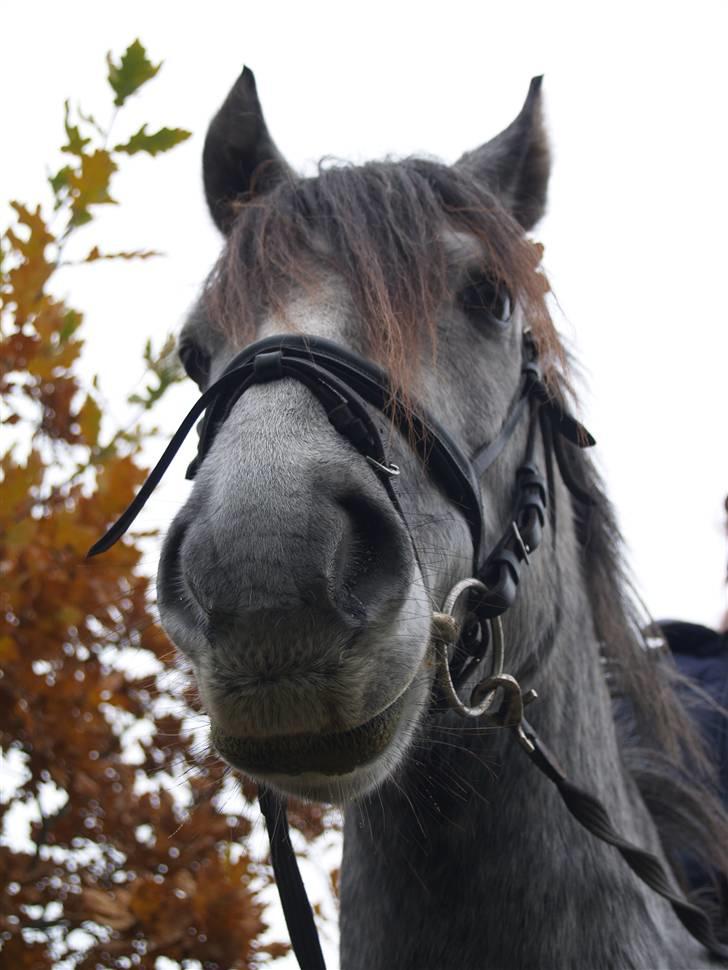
0, 41, 333, 969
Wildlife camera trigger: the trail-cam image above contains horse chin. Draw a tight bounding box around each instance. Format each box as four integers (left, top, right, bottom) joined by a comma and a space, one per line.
211, 671, 430, 804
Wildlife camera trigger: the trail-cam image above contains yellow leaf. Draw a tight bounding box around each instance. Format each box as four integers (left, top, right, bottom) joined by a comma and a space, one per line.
76, 394, 102, 446
68, 150, 117, 227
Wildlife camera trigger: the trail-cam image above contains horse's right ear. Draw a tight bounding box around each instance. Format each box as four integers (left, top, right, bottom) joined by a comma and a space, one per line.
456, 77, 550, 231
203, 67, 292, 233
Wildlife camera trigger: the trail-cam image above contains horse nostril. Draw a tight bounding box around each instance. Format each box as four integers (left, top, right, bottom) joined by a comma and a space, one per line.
333, 494, 412, 623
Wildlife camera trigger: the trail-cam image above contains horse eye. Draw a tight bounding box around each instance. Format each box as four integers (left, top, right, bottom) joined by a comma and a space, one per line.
178, 340, 211, 388
459, 273, 512, 327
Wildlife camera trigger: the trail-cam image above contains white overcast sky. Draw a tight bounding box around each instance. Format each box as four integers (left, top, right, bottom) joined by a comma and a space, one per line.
3, 0, 727, 628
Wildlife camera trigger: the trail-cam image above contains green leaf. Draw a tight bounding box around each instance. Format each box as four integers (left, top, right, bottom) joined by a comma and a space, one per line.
49, 165, 73, 204
71, 209, 92, 228
128, 333, 184, 410
114, 124, 191, 157
59, 310, 83, 343
78, 106, 106, 137
106, 40, 161, 107
61, 100, 91, 156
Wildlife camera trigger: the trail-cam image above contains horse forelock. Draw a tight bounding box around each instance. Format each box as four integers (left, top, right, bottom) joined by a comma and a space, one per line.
204, 157, 565, 402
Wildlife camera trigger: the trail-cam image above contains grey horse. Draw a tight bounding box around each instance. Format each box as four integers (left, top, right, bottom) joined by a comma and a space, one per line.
156, 69, 728, 969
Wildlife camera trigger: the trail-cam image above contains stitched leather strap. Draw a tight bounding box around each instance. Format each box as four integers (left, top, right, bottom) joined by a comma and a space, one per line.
519, 718, 728, 960
258, 786, 327, 970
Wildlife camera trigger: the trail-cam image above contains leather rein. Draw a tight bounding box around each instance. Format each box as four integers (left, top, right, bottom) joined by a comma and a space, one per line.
88, 332, 728, 968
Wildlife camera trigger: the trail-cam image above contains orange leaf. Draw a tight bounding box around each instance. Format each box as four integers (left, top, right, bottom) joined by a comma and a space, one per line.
93, 453, 146, 517
0, 636, 20, 662
81, 887, 136, 931
33, 298, 68, 341
3, 515, 39, 551
3, 203, 55, 322
0, 449, 44, 514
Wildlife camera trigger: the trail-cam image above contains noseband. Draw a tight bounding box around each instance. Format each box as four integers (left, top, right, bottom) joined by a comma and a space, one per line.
89, 330, 590, 598
88, 332, 727, 968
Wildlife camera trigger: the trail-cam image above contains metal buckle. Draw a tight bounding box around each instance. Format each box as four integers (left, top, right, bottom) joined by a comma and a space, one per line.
366, 457, 400, 477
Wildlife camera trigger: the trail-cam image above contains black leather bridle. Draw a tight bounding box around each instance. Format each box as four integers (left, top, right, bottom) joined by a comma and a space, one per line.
88, 330, 591, 616
88, 332, 728, 968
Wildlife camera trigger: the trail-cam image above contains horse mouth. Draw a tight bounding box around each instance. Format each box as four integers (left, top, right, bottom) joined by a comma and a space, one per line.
210, 690, 408, 777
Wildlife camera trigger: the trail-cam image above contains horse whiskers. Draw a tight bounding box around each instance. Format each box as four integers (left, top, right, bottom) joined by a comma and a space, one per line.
414, 733, 501, 781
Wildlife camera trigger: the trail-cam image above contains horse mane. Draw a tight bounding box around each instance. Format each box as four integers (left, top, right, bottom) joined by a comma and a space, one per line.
560, 434, 728, 928
206, 157, 728, 929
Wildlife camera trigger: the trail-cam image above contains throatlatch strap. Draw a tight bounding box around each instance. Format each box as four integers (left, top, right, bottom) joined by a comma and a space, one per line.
258, 787, 327, 970
518, 719, 728, 961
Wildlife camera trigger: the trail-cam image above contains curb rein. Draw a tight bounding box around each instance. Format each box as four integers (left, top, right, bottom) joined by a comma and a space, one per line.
88, 331, 728, 969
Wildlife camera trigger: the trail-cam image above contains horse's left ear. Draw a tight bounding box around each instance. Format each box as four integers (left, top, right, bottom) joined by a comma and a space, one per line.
203, 67, 293, 233
456, 77, 550, 230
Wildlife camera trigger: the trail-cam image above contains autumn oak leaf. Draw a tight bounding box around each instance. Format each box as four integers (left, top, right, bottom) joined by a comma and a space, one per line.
49, 165, 73, 203
61, 100, 91, 156
76, 393, 102, 447
106, 40, 160, 107
67, 150, 117, 227
4, 203, 55, 321
114, 124, 191, 157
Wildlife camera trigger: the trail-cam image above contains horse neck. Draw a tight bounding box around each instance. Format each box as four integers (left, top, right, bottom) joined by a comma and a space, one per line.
339, 482, 706, 970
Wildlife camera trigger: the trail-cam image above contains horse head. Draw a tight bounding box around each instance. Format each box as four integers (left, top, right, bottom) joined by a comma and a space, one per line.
155, 68, 558, 804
